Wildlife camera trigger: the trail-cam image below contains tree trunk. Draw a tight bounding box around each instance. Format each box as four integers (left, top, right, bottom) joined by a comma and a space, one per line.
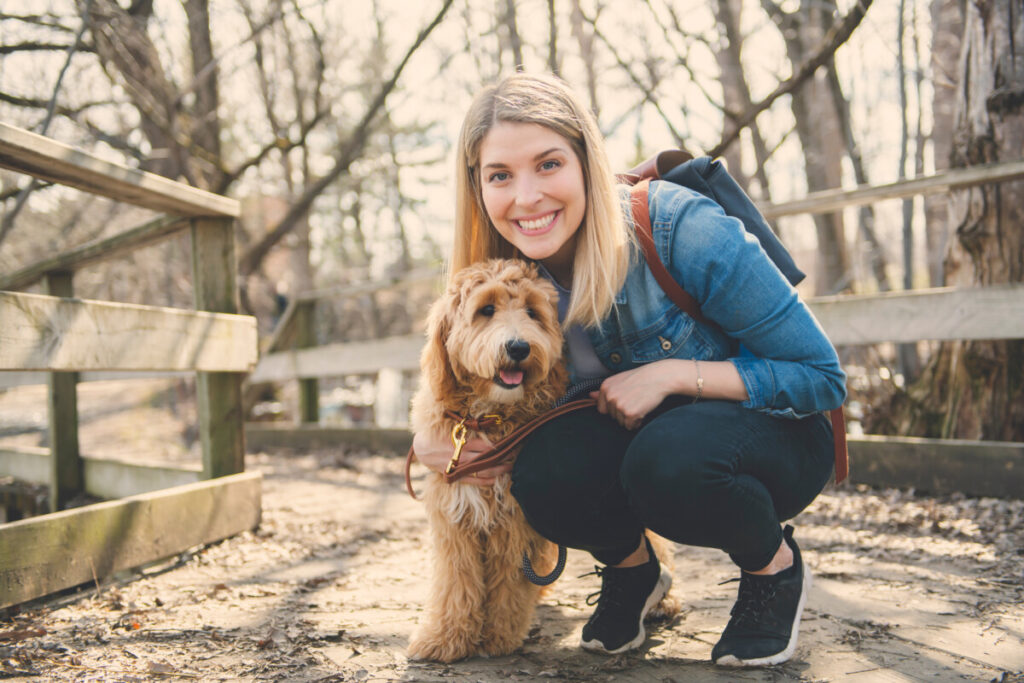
925, 0, 963, 287
764, 0, 851, 294
866, 0, 1024, 441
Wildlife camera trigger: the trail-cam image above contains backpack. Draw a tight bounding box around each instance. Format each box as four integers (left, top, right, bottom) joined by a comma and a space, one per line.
619, 150, 848, 484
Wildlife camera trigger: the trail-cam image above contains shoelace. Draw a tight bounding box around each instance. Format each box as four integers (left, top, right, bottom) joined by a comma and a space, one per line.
581, 566, 627, 610
719, 575, 778, 626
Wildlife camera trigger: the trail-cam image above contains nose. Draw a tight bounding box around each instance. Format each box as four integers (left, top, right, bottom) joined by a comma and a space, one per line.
515, 176, 543, 207
505, 339, 531, 362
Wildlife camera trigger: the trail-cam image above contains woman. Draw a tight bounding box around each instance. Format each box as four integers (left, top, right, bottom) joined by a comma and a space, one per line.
412, 72, 846, 668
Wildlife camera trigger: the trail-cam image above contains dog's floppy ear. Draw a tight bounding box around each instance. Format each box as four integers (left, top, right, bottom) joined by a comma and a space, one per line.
420, 286, 459, 400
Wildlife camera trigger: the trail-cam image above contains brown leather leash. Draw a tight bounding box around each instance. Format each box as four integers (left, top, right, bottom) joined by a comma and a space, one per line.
405, 398, 598, 499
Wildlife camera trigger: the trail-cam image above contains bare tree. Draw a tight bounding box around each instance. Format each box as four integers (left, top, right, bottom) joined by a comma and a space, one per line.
925, 0, 963, 287
711, 0, 773, 198
868, 0, 1024, 441
760, 0, 856, 294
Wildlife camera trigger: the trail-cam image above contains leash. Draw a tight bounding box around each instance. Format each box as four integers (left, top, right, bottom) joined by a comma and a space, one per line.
404, 398, 597, 500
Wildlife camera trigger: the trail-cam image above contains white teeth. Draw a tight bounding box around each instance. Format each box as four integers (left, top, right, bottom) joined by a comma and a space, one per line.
517, 212, 555, 231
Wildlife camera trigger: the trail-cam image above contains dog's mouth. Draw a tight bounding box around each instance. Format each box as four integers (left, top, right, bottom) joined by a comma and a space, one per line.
493, 366, 526, 389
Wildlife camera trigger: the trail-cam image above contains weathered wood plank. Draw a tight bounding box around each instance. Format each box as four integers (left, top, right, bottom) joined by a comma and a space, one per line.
0, 447, 201, 499
847, 435, 1024, 499
0, 215, 188, 292
0, 122, 238, 218
43, 272, 83, 512
249, 334, 423, 384
763, 158, 1024, 219
0, 290, 257, 372
0, 471, 261, 609
244, 424, 413, 454
0, 370, 191, 390
809, 284, 1024, 346
295, 301, 320, 423
191, 217, 245, 478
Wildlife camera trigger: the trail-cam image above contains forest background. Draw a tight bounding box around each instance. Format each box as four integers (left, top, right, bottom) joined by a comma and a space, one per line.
1, 0, 1021, 443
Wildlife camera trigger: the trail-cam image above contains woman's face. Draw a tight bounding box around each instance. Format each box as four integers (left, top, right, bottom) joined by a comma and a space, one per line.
477, 121, 586, 282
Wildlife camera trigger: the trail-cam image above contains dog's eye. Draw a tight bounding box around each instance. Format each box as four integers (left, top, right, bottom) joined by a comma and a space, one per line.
478, 304, 495, 317
526, 307, 538, 319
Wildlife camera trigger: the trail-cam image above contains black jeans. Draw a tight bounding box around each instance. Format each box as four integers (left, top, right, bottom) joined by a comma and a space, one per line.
510, 399, 834, 572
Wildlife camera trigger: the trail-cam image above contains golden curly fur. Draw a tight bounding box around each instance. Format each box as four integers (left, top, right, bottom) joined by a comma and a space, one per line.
408, 258, 678, 663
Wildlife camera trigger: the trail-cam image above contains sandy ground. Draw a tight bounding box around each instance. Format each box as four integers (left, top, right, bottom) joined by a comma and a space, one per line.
1, 381, 1023, 682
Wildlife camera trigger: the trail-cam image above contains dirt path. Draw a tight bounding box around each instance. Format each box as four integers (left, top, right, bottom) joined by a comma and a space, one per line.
2, 444, 1023, 682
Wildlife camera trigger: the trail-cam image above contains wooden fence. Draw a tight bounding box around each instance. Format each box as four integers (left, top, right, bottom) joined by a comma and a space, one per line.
0, 122, 260, 609
245, 159, 1024, 500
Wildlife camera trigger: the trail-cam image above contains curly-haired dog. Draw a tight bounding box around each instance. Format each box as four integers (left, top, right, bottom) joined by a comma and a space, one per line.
407, 258, 678, 663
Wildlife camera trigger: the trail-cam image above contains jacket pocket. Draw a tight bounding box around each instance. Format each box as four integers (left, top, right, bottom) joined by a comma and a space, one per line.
629, 312, 706, 363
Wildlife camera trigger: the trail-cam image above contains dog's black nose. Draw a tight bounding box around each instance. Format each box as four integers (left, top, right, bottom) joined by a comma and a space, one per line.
505, 339, 531, 361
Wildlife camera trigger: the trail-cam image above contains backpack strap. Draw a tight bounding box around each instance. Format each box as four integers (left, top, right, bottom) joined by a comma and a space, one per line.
628, 178, 849, 485
629, 179, 708, 325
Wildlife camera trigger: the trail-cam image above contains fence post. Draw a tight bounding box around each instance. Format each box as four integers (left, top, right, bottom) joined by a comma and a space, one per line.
43, 270, 83, 511
191, 217, 245, 479
295, 300, 319, 424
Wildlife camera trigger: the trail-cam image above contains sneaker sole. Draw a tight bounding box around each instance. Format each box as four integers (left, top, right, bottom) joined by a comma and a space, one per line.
714, 565, 811, 667
580, 566, 672, 655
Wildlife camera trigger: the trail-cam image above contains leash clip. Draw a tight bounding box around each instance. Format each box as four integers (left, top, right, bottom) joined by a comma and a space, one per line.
445, 419, 468, 475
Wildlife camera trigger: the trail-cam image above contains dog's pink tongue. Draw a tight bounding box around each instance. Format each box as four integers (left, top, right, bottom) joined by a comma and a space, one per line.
499, 369, 524, 386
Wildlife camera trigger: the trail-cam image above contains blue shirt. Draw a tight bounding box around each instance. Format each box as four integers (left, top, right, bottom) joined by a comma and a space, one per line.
576, 180, 846, 419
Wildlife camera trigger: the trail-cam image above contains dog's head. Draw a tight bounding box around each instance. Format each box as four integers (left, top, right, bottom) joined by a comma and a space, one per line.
421, 259, 566, 410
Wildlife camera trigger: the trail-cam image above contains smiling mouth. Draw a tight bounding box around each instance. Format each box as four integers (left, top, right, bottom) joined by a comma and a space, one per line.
515, 210, 559, 232
493, 367, 525, 389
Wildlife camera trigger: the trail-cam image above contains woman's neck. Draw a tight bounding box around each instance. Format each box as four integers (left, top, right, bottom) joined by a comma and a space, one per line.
541, 235, 577, 289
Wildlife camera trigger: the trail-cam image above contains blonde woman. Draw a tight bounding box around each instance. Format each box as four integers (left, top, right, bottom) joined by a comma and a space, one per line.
412, 73, 846, 667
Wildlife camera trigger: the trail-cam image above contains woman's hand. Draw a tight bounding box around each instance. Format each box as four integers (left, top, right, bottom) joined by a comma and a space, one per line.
411, 429, 510, 486
590, 362, 678, 430
590, 359, 749, 429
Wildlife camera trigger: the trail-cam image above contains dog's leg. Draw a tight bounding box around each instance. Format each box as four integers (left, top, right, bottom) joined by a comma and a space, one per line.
645, 531, 682, 621
479, 503, 555, 657
408, 483, 488, 663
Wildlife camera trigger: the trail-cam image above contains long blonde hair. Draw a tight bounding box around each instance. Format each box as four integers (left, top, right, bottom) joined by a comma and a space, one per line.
451, 73, 632, 329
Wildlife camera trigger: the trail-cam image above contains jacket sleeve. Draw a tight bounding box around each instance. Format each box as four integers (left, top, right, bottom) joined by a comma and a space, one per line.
656, 182, 847, 417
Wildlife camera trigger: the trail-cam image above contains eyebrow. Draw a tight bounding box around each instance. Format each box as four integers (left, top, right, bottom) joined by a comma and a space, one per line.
482, 146, 567, 170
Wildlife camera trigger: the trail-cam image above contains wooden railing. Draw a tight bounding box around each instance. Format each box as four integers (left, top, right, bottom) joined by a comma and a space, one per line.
244, 161, 1024, 501
0, 122, 260, 608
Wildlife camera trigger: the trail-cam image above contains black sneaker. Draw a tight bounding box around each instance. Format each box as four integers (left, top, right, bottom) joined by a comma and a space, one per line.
580, 536, 672, 654
711, 525, 809, 667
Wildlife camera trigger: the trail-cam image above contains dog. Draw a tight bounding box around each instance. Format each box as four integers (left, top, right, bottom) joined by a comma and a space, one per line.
407, 258, 678, 663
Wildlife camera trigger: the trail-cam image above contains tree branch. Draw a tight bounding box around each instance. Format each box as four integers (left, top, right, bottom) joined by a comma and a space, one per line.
0, 41, 94, 54
708, 0, 873, 158
237, 0, 455, 276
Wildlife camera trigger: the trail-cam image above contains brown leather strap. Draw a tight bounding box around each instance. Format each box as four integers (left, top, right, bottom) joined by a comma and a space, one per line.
630, 180, 708, 324
830, 407, 849, 484
405, 445, 418, 499
404, 399, 599, 499
441, 398, 598, 484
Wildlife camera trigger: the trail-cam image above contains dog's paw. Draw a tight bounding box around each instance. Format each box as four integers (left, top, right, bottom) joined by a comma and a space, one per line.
646, 590, 682, 622
479, 635, 523, 658
407, 633, 478, 663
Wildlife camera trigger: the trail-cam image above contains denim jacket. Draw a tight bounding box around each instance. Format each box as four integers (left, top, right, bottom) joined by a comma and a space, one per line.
580, 180, 847, 419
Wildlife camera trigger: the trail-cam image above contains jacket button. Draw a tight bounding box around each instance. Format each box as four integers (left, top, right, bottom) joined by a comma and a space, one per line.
609, 352, 622, 364
659, 336, 672, 351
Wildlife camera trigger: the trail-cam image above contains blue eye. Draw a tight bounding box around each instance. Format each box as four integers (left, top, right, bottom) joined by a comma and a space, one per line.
540, 159, 561, 171
488, 171, 510, 182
